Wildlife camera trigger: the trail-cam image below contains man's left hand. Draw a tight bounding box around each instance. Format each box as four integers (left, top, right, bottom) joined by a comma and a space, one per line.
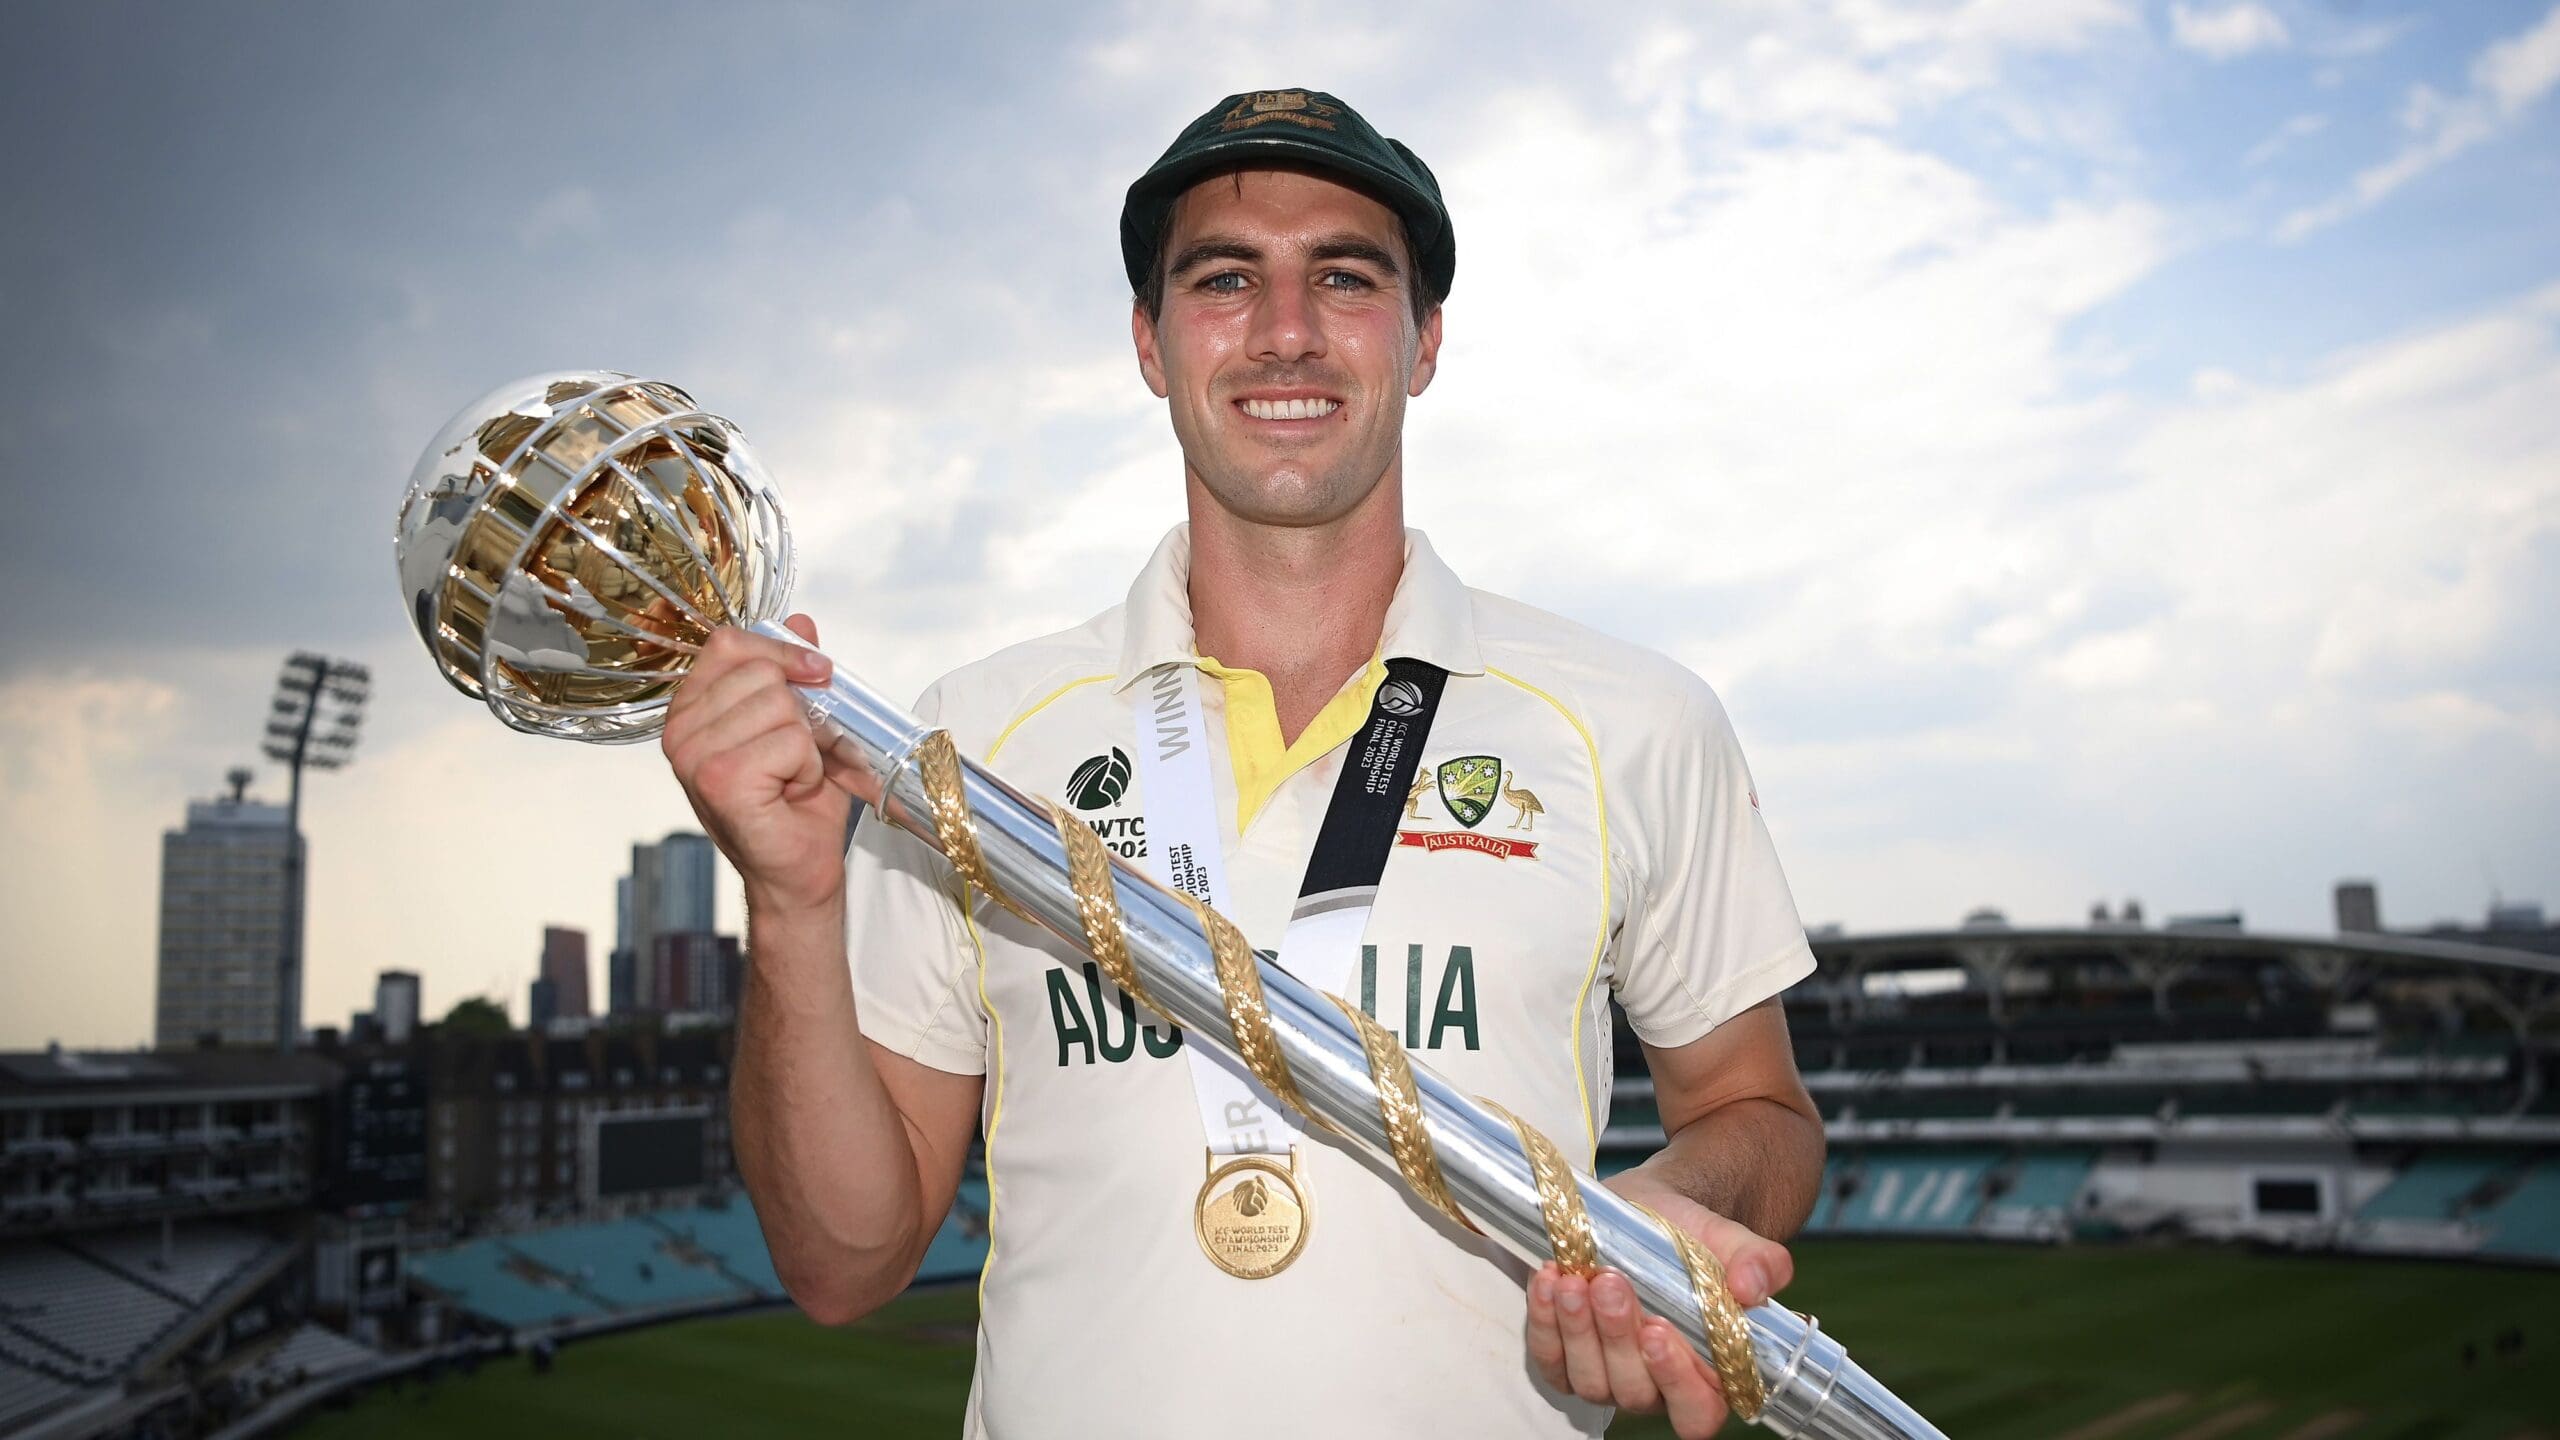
1521, 1169, 1793, 1438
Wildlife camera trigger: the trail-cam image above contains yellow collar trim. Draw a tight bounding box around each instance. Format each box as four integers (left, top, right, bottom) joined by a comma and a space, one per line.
1193, 653, 1390, 833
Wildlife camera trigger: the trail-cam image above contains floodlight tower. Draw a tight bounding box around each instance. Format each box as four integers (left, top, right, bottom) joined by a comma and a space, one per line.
263, 652, 370, 1051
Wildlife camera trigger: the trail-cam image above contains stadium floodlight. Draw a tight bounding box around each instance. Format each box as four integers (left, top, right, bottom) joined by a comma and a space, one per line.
263, 651, 370, 1051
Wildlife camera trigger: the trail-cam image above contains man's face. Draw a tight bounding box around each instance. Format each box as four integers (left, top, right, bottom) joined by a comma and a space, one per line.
1134, 167, 1442, 528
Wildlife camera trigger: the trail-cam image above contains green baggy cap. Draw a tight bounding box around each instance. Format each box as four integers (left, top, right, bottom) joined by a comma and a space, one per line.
1120, 89, 1454, 302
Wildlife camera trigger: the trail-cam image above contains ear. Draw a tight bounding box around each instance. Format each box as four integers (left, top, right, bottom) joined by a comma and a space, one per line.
1407, 304, 1444, 398
1133, 301, 1171, 399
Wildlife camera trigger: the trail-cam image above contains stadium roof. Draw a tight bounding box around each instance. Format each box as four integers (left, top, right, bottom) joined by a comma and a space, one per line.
0, 1047, 341, 1107
1808, 926, 2560, 981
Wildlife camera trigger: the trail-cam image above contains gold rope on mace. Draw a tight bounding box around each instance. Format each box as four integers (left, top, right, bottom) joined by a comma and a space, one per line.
913, 730, 1763, 1420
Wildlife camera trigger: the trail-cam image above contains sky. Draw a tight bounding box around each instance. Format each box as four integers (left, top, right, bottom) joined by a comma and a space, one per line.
2, 0, 2555, 1050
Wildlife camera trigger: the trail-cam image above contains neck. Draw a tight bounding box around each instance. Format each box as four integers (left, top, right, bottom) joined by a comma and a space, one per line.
1185, 472, 1405, 745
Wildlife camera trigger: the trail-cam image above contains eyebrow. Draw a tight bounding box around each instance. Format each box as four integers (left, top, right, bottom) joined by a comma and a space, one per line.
1165, 232, 1406, 279
1167, 238, 1262, 278
1308, 235, 1402, 276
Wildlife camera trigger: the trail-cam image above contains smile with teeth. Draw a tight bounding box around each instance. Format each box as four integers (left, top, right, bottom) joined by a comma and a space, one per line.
1237, 397, 1341, 421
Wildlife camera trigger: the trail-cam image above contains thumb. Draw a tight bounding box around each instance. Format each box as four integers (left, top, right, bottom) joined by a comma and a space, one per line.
783, 612, 820, 646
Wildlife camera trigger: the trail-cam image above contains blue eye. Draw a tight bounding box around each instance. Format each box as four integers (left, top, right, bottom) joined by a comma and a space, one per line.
1321, 271, 1372, 290
1202, 272, 1247, 294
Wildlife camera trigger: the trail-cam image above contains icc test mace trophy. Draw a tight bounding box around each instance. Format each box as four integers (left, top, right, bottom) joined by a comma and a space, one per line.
393, 371, 1947, 1440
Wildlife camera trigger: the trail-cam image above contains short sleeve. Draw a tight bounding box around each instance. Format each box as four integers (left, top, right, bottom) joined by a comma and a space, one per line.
845, 682, 988, 1076
1610, 677, 1816, 1050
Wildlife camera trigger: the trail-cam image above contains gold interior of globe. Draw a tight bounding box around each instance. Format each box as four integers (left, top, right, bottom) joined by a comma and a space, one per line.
433, 379, 761, 715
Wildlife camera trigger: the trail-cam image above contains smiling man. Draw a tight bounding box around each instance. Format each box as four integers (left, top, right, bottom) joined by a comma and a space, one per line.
663, 89, 1825, 1438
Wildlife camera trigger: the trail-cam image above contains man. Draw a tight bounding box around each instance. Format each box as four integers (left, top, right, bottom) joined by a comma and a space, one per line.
663, 89, 1824, 1438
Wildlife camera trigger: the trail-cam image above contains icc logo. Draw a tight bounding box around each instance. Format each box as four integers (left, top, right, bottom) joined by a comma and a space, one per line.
1377, 679, 1425, 717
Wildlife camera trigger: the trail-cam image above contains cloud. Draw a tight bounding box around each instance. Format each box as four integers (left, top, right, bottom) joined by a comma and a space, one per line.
2242, 111, 2326, 166
2279, 3, 2560, 240
4, 1, 2555, 1043
2169, 3, 2290, 62
1630, 0, 2136, 138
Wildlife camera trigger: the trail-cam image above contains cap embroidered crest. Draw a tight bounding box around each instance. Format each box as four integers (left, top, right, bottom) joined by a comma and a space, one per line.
1219, 90, 1339, 132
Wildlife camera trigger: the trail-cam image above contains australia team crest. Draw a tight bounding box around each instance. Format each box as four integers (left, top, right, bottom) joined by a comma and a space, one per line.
1400, 755, 1542, 860
1436, 755, 1502, 828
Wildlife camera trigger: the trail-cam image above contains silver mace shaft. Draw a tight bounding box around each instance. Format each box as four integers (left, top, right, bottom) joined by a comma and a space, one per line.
776, 619, 1942, 1440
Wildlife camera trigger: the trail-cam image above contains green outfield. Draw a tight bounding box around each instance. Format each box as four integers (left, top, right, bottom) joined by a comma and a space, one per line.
296, 1241, 2558, 1439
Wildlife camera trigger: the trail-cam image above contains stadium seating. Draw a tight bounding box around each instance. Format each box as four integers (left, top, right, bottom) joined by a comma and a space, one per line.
2355, 1152, 2516, 1221
0, 1243, 186, 1379
2174, 1087, 2340, 1118
1828, 1150, 2000, 1232
505, 1220, 749, 1311
653, 1202, 785, 1296
407, 1243, 602, 1329
1989, 1149, 2094, 1212
1849, 1090, 2003, 1121
243, 1322, 379, 1385
0, 1356, 81, 1433
60, 1221, 277, 1304
422, 1185, 1000, 1333
2475, 1160, 2560, 1261
2008, 1088, 2168, 1118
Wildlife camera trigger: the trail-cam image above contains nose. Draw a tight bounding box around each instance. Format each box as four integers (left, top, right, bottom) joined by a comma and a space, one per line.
1247, 272, 1327, 365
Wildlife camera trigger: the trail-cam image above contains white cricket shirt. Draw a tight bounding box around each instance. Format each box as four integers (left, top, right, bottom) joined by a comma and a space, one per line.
845, 525, 1815, 1438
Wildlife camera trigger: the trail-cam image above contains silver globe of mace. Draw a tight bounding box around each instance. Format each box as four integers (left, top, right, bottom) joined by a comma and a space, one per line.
394, 371, 1944, 1440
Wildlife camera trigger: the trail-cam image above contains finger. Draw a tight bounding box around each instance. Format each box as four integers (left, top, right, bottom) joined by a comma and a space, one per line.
697, 720, 827, 808
669, 639, 791, 732
1522, 1265, 1570, 1394
1550, 1272, 1612, 1405
783, 612, 820, 647
1639, 1319, 1730, 1439
1687, 1211, 1793, 1306
1589, 1270, 1661, 1413
668, 666, 808, 771
691, 625, 830, 695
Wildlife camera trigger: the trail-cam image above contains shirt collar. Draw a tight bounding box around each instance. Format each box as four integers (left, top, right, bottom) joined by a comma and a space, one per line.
1113, 522, 1484, 691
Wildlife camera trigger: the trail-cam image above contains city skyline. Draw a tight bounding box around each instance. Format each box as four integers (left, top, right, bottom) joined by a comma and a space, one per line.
4, 1, 2556, 1049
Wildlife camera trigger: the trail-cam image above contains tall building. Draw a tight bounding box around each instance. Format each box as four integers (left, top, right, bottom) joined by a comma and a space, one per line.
2335, 880, 2381, 934
651, 932, 743, 1015
609, 876, 636, 1015
540, 926, 590, 1020
375, 970, 421, 1044
156, 785, 296, 1049
529, 975, 558, 1030
623, 833, 718, 1015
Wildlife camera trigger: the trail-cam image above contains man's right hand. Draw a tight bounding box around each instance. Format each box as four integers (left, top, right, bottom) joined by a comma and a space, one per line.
662, 616, 862, 913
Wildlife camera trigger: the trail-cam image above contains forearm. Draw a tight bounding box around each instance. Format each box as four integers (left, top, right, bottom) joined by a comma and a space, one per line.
729, 887, 926, 1321
1627, 1096, 1825, 1240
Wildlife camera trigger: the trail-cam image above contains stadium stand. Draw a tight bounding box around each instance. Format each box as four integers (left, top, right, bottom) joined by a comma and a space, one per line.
0, 1244, 186, 1381
2356, 1151, 2517, 1222
0, 1355, 83, 1433
1826, 1150, 2000, 1233
2475, 1158, 2560, 1262
1978, 1149, 2096, 1239
654, 1201, 784, 1295
406, 1242, 602, 1329
237, 1323, 378, 1388
415, 1184, 996, 1335
503, 1218, 748, 1310
55, 1222, 282, 1307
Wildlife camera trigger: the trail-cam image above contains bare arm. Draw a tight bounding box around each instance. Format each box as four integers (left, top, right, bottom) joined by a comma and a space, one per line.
728, 887, 981, 1324
664, 619, 981, 1324
1623, 997, 1825, 1239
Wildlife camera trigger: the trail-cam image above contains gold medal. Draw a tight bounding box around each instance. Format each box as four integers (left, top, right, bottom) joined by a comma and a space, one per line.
1194, 1148, 1311, 1279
